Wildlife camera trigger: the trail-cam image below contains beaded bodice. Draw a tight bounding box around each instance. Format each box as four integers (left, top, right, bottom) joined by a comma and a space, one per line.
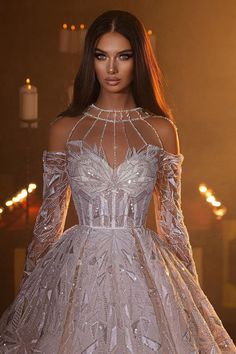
22, 102, 200, 288
65, 104, 168, 228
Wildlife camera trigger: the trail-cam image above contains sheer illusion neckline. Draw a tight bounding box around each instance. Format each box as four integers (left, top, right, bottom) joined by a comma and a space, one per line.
64, 103, 184, 171
83, 103, 150, 122
66, 139, 160, 173
91, 103, 142, 112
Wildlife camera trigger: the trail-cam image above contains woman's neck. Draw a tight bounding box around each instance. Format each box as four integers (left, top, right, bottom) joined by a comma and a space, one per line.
95, 92, 137, 110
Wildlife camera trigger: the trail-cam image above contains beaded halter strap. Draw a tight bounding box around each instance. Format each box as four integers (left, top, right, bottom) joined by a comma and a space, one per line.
66, 103, 177, 170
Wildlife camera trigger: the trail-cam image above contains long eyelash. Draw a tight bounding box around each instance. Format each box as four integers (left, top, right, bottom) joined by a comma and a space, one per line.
94, 53, 106, 60
94, 52, 133, 60
121, 53, 133, 57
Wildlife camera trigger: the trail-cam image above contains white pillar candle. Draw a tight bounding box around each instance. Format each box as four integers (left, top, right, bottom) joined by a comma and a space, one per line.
78, 24, 87, 54
59, 24, 70, 52
19, 78, 38, 128
147, 30, 157, 55
70, 25, 80, 54
69, 24, 87, 54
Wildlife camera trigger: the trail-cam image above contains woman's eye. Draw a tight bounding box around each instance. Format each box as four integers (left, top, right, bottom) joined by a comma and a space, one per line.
95, 53, 133, 61
119, 54, 133, 60
95, 53, 106, 60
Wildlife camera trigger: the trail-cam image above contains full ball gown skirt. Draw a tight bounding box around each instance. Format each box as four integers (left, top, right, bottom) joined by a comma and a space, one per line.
0, 139, 235, 353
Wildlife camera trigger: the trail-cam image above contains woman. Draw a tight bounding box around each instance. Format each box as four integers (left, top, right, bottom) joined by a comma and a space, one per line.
0, 9, 235, 353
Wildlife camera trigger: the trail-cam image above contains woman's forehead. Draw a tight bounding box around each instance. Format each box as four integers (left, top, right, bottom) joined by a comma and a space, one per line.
95, 32, 132, 50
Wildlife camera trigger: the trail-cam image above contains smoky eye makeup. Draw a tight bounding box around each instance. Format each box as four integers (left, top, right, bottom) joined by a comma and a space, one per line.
94, 49, 134, 60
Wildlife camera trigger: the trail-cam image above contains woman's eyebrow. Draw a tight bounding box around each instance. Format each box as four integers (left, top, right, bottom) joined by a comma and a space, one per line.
94, 48, 133, 54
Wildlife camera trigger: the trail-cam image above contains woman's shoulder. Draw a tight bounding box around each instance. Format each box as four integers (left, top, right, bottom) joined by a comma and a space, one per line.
144, 114, 180, 155
145, 113, 178, 131
47, 115, 81, 152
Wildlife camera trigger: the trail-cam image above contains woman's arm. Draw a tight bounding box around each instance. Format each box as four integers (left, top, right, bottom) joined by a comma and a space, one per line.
152, 118, 199, 283
21, 117, 73, 285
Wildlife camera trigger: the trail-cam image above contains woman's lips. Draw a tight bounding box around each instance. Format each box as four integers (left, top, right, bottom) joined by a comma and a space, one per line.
105, 78, 121, 85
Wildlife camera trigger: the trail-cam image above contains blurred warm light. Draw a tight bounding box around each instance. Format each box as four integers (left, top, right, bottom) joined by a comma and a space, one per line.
62, 23, 67, 30
212, 200, 221, 207
80, 23, 85, 30
25, 78, 32, 90
205, 189, 213, 197
213, 206, 227, 220
28, 183, 37, 193
206, 195, 216, 203
199, 184, 207, 193
198, 182, 226, 219
0, 183, 37, 217
20, 189, 28, 198
147, 30, 153, 36
12, 196, 20, 203
71, 25, 76, 31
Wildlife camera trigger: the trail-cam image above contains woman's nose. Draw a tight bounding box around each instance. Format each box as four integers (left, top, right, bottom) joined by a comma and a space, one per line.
107, 59, 118, 74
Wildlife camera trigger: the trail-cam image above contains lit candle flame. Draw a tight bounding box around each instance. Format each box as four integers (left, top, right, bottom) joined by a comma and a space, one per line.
199, 183, 207, 193
198, 183, 226, 218
28, 183, 37, 193
80, 23, 85, 30
1, 183, 37, 214
212, 200, 221, 207
62, 23, 67, 30
147, 30, 153, 36
71, 25, 76, 31
206, 195, 216, 203
205, 189, 213, 197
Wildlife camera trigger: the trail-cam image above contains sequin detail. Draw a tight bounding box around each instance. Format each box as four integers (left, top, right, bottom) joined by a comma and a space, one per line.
0, 107, 235, 353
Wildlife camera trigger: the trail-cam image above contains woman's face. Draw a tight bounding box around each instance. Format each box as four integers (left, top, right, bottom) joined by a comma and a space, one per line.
94, 32, 134, 93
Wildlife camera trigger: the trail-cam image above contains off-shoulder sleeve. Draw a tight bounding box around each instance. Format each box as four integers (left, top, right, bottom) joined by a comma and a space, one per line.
22, 150, 71, 284
153, 149, 199, 284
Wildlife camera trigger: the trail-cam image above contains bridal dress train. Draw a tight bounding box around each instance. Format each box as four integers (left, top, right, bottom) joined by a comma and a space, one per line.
0, 104, 235, 353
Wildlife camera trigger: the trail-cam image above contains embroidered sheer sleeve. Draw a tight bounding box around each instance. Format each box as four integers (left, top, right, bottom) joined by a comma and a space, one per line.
21, 119, 72, 285
153, 150, 199, 283
151, 116, 199, 284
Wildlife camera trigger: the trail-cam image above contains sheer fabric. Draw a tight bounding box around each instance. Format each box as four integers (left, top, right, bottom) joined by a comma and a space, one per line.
65, 104, 198, 280
153, 150, 199, 283
0, 104, 235, 353
21, 151, 71, 285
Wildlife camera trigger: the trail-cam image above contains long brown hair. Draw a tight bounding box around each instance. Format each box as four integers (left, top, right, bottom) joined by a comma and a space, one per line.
58, 10, 173, 119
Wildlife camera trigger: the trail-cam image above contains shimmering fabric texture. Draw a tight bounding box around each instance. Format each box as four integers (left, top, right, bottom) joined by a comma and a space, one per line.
0, 107, 235, 353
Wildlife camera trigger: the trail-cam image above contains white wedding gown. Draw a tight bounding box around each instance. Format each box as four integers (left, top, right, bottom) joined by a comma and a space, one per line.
0, 104, 235, 353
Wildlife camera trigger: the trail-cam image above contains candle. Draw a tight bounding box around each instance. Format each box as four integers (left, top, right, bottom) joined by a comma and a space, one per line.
59, 23, 70, 52
69, 24, 87, 54
78, 24, 87, 54
70, 24, 80, 53
19, 78, 38, 128
147, 29, 157, 55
